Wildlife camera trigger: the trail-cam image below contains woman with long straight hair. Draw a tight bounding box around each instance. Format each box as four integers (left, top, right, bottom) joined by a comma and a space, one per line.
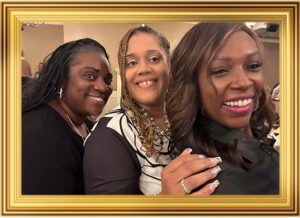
166, 22, 279, 194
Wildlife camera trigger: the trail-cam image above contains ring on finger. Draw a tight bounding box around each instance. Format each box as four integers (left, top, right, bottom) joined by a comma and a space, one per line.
180, 179, 191, 194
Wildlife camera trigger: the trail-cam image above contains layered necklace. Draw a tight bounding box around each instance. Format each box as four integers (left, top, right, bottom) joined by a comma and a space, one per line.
139, 107, 171, 140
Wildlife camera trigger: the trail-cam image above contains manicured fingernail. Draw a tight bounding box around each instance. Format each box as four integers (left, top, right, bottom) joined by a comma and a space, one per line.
211, 157, 222, 164
209, 180, 220, 190
198, 154, 206, 159
211, 166, 221, 176
185, 148, 192, 153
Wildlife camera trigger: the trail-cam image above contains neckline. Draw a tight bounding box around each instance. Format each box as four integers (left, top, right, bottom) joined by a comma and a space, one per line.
203, 118, 263, 163
45, 103, 86, 141
58, 100, 88, 140
65, 113, 88, 141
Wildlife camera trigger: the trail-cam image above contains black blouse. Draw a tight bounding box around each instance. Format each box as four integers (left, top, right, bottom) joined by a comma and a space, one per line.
22, 104, 85, 194
197, 119, 279, 195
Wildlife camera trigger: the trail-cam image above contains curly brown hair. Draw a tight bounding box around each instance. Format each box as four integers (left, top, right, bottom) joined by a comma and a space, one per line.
118, 25, 170, 157
166, 22, 275, 166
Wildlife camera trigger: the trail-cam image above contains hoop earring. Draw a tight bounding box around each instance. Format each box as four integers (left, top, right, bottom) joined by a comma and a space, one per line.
59, 88, 63, 99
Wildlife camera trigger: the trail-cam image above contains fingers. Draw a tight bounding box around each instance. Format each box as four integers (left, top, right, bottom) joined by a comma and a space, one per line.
163, 148, 200, 173
191, 180, 220, 196
160, 148, 222, 195
171, 156, 222, 182
182, 165, 221, 192
180, 148, 193, 156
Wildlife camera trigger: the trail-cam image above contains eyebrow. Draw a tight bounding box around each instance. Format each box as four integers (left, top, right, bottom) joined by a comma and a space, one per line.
81, 66, 100, 73
213, 51, 261, 61
82, 67, 113, 78
126, 49, 161, 58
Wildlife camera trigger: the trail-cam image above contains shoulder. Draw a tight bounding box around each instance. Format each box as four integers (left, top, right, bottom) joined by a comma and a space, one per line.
84, 106, 136, 155
23, 104, 82, 152
23, 104, 63, 130
85, 106, 132, 144
84, 106, 142, 168
83, 107, 144, 194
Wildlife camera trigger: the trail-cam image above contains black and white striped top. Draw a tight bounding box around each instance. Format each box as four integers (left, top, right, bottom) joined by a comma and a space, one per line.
83, 106, 171, 195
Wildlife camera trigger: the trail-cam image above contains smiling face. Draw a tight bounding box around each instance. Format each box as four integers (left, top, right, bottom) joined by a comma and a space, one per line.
62, 50, 112, 118
198, 31, 264, 133
125, 32, 170, 110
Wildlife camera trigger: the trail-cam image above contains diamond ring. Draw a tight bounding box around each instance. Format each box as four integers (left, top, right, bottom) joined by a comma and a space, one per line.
180, 179, 191, 194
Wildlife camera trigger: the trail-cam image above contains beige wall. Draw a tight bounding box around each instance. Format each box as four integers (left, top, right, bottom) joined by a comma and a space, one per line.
63, 22, 194, 91
262, 41, 279, 91
22, 24, 64, 76
22, 22, 279, 98
21, 22, 194, 115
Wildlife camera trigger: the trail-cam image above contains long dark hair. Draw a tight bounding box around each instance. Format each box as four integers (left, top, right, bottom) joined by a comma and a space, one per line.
118, 25, 170, 157
22, 38, 109, 112
166, 22, 275, 167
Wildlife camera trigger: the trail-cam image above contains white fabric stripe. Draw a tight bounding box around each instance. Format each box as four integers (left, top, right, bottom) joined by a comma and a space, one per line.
105, 105, 171, 195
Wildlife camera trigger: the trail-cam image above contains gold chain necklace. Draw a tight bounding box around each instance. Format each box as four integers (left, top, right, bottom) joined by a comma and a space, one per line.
58, 99, 88, 141
65, 113, 87, 141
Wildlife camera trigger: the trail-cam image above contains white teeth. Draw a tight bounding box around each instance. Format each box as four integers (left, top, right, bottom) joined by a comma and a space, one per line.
138, 80, 153, 87
90, 96, 104, 102
238, 100, 243, 107
224, 98, 252, 107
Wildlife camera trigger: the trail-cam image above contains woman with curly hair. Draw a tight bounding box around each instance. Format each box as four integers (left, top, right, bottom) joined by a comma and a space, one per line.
166, 22, 279, 194
83, 25, 222, 195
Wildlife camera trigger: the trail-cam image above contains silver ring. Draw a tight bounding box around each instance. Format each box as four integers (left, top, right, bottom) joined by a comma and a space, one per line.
180, 179, 191, 194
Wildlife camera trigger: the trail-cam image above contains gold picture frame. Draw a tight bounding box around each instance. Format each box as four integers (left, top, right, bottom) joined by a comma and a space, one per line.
1, 0, 299, 215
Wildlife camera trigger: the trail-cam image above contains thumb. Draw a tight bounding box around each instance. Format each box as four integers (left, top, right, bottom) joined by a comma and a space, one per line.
180, 148, 192, 156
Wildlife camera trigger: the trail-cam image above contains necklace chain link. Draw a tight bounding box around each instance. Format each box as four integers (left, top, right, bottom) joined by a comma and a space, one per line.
139, 107, 171, 139
65, 113, 87, 141
59, 100, 87, 141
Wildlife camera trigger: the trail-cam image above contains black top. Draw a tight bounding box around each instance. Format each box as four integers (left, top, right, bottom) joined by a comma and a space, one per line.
22, 104, 84, 194
22, 76, 32, 86
83, 106, 171, 195
195, 119, 279, 195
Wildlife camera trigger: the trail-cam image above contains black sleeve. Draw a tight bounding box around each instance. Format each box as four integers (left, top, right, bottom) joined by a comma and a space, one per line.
22, 112, 84, 194
83, 119, 142, 194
